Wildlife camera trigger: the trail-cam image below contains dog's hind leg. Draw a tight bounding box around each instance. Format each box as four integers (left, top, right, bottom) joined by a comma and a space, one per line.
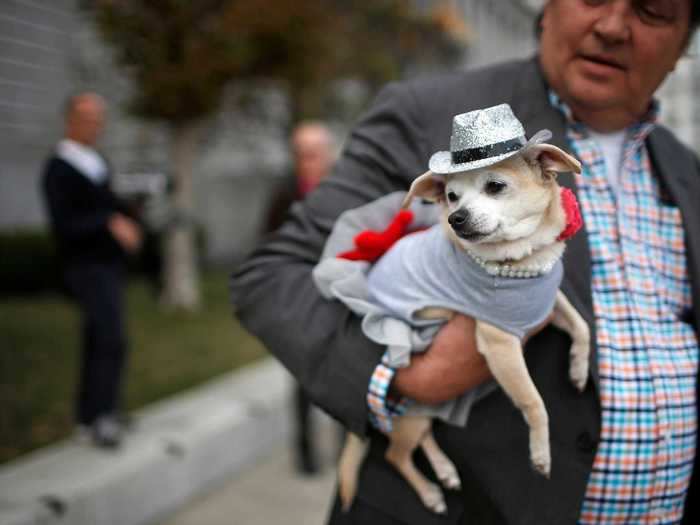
386, 415, 447, 514
551, 290, 590, 392
475, 321, 551, 477
421, 430, 461, 490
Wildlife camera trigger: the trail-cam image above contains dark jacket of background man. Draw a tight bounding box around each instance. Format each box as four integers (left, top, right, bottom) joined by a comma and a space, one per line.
43, 155, 129, 266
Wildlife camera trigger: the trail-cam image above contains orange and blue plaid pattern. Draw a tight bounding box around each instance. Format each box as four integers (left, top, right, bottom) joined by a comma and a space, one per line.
551, 92, 699, 524
368, 359, 409, 433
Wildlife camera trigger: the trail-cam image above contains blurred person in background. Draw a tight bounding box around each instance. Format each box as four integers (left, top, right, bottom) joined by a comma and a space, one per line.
233, 1, 700, 523
42, 92, 142, 449
266, 122, 336, 232
267, 122, 336, 474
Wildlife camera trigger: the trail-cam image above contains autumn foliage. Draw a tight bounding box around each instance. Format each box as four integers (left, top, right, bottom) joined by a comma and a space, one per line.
91, 0, 468, 123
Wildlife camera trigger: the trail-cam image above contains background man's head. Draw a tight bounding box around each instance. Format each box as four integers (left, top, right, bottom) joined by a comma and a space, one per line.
291, 122, 335, 195
539, 0, 695, 131
64, 92, 106, 146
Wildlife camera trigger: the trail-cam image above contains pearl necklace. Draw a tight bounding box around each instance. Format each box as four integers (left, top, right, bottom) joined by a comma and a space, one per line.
464, 250, 559, 279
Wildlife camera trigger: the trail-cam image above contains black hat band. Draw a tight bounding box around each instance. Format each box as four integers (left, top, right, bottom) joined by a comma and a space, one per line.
451, 136, 526, 165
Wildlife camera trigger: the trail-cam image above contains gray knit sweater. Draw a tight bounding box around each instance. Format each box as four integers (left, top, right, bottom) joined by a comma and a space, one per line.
313, 192, 563, 426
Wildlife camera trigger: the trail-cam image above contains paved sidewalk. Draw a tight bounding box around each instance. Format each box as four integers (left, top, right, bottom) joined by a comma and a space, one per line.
0, 359, 304, 525
162, 442, 337, 525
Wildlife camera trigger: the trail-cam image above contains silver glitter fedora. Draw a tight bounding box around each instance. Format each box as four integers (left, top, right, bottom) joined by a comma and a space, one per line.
429, 104, 551, 175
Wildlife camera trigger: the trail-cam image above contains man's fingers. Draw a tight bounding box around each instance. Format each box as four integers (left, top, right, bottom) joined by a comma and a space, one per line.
108, 213, 142, 253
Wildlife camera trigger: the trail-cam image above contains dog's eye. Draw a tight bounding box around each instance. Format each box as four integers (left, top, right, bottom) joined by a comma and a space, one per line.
446, 191, 459, 203
484, 181, 506, 195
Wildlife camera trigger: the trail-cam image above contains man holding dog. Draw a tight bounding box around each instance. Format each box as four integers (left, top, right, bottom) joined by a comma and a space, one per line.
231, 1, 700, 523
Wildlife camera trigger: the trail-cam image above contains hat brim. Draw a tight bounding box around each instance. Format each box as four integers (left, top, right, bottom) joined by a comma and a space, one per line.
428, 129, 553, 175
428, 149, 521, 175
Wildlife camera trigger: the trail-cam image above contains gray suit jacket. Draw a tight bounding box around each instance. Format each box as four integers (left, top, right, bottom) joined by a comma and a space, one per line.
230, 57, 700, 524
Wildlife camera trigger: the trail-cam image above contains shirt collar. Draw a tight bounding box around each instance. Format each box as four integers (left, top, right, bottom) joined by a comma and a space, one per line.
59, 138, 97, 155
56, 139, 108, 184
547, 90, 658, 144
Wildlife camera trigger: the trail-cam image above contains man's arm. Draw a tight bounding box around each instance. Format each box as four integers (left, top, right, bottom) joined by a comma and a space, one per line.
231, 82, 429, 436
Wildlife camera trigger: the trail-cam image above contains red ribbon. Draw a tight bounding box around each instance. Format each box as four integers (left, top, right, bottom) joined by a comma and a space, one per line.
557, 187, 583, 242
338, 210, 415, 262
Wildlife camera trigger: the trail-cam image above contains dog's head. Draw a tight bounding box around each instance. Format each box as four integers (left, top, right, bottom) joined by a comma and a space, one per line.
403, 144, 581, 250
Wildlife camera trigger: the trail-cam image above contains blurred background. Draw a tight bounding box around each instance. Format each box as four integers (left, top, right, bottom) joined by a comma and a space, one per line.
1, 1, 698, 524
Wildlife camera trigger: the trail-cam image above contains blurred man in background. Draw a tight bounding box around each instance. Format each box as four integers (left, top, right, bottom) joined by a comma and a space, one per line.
267, 122, 336, 474
42, 93, 142, 449
267, 122, 336, 232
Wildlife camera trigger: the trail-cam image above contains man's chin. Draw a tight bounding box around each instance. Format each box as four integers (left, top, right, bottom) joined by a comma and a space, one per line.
564, 73, 627, 110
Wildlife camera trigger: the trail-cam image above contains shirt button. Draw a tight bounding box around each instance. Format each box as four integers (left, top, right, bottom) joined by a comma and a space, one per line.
576, 431, 597, 453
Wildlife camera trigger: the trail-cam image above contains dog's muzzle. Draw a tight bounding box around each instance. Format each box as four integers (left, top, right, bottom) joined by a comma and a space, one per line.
448, 209, 485, 240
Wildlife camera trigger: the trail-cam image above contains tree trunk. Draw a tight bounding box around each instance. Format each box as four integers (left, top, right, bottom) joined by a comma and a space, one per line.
161, 121, 202, 311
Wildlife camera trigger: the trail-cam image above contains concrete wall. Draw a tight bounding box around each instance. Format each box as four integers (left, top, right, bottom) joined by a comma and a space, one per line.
458, 0, 539, 69
0, 0, 78, 228
658, 51, 700, 151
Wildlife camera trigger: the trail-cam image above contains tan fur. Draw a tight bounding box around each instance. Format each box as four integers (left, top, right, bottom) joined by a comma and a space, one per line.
338, 433, 368, 511
339, 145, 590, 514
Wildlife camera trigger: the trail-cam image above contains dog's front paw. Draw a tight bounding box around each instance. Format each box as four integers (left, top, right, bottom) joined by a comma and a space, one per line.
569, 342, 589, 392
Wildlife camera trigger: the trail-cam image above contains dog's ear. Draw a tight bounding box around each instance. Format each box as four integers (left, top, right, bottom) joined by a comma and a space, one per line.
402, 171, 444, 208
523, 144, 582, 179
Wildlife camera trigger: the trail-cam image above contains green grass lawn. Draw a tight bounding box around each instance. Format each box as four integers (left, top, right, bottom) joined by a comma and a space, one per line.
0, 271, 266, 464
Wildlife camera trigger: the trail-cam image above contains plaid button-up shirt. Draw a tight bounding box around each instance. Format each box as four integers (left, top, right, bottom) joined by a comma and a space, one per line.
368, 94, 699, 523
550, 93, 699, 524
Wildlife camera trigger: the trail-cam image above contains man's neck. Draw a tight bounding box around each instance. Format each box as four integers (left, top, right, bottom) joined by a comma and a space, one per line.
62, 137, 96, 150
566, 100, 644, 133
64, 132, 97, 147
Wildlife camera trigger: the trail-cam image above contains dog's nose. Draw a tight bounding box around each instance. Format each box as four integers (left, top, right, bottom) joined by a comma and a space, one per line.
448, 209, 470, 228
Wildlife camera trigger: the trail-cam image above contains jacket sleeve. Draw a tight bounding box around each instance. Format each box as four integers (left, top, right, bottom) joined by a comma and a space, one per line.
230, 81, 430, 435
43, 162, 112, 241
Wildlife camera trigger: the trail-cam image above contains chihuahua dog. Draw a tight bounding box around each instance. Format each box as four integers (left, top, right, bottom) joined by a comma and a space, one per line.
335, 133, 591, 515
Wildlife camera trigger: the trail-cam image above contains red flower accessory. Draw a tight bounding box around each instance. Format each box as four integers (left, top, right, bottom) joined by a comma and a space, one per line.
338, 209, 415, 262
557, 187, 583, 242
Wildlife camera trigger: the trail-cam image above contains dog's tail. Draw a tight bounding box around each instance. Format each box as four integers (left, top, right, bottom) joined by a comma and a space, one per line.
338, 432, 369, 512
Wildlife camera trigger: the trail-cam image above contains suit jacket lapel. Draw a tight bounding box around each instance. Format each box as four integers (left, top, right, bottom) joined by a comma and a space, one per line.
510, 58, 599, 388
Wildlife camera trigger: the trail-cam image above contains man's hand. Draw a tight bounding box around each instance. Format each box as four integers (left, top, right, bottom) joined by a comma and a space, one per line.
392, 314, 490, 405
391, 313, 553, 405
108, 213, 142, 254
